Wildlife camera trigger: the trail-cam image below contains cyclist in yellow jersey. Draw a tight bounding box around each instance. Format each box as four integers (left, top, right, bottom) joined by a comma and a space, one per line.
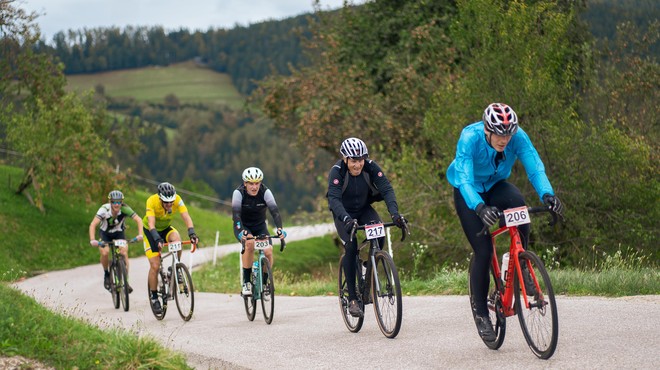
142, 182, 200, 314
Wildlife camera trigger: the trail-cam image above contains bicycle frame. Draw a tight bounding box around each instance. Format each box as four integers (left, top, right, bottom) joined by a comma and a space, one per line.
488, 206, 557, 316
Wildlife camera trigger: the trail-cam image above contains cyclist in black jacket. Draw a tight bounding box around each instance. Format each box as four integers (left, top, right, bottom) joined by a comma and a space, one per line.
327, 137, 405, 318
232, 167, 285, 296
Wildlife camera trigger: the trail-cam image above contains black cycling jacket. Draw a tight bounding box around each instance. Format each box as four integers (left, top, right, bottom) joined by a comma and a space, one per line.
232, 183, 282, 234
327, 159, 399, 222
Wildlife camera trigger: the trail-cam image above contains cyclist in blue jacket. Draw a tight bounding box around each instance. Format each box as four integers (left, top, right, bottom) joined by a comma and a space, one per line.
446, 103, 564, 342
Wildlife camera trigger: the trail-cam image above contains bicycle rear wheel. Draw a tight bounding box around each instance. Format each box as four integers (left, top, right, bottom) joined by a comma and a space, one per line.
372, 250, 402, 338
514, 251, 558, 359
110, 261, 120, 309
338, 254, 364, 333
149, 269, 167, 320
260, 256, 275, 324
174, 263, 194, 321
117, 256, 130, 312
468, 254, 506, 349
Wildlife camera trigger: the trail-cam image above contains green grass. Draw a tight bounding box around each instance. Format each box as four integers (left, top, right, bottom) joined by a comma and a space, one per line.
0, 164, 236, 280
0, 284, 191, 369
65, 61, 245, 109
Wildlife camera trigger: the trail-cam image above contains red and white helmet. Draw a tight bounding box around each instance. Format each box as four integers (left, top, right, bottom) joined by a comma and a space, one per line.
483, 103, 519, 136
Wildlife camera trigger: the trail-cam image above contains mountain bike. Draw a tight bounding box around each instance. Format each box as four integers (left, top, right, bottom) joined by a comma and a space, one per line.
98, 238, 138, 312
469, 205, 560, 359
149, 240, 197, 321
240, 233, 286, 325
338, 219, 409, 338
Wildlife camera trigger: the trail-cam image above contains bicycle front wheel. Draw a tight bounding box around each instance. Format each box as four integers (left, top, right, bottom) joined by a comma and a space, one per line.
468, 254, 506, 349
110, 261, 120, 309
372, 250, 402, 338
514, 251, 558, 359
260, 256, 275, 324
117, 256, 130, 312
338, 254, 364, 333
174, 263, 194, 321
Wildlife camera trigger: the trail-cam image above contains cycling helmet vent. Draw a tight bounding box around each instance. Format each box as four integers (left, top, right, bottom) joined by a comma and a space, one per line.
242, 167, 264, 183
108, 190, 124, 201
483, 103, 519, 136
157, 182, 177, 202
339, 137, 368, 159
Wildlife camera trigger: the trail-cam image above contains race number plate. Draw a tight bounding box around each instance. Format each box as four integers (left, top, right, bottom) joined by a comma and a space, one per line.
114, 239, 127, 248
255, 240, 270, 250
168, 241, 182, 252
504, 206, 531, 227
365, 223, 385, 240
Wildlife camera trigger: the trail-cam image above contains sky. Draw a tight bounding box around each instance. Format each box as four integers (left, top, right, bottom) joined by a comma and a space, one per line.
21, 0, 361, 41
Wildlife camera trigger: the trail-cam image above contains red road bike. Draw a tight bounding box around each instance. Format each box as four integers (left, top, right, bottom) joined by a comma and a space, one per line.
469, 205, 560, 359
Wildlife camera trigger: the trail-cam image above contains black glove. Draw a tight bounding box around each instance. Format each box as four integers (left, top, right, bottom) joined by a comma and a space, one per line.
342, 216, 357, 235
476, 203, 501, 227
391, 214, 406, 229
543, 194, 564, 217
188, 227, 199, 244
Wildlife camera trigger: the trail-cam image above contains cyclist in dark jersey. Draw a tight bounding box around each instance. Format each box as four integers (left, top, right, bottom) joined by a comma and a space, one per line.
89, 190, 143, 292
446, 103, 564, 341
327, 137, 406, 318
232, 167, 286, 296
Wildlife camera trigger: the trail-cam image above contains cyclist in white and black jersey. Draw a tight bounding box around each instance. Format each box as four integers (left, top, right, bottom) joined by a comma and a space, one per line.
89, 190, 143, 292
232, 167, 286, 296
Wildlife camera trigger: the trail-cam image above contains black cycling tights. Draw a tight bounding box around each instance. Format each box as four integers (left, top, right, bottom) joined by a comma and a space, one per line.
453, 181, 530, 316
333, 206, 383, 301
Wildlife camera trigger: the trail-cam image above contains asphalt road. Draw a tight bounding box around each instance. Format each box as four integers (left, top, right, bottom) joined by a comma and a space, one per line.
13, 224, 660, 369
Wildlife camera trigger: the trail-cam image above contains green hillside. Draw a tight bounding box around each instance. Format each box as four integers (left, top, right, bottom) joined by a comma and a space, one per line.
0, 164, 236, 281
65, 61, 245, 109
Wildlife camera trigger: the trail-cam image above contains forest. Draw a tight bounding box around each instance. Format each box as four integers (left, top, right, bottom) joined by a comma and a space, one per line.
1, 0, 658, 271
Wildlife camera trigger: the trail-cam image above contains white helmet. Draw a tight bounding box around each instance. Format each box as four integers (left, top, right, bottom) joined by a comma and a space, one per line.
339, 137, 368, 159
242, 167, 264, 183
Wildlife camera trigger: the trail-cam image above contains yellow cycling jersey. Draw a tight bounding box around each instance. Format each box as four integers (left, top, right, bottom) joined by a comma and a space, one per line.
143, 194, 189, 231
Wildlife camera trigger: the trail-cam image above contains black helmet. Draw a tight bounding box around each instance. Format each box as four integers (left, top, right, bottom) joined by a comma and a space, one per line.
157, 182, 176, 202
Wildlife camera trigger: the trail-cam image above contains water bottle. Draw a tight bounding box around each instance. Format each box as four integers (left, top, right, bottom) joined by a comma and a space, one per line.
361, 261, 367, 278
501, 252, 510, 282
167, 266, 172, 280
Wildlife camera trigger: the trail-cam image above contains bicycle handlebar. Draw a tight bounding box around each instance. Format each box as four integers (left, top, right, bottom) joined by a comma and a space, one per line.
349, 218, 411, 243
476, 205, 560, 237
97, 237, 140, 248
240, 233, 287, 254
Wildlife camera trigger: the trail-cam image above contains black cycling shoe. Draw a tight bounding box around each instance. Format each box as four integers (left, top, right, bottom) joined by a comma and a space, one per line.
150, 298, 163, 314
521, 264, 538, 296
348, 299, 363, 318
475, 315, 496, 342
103, 274, 111, 290
127, 284, 133, 294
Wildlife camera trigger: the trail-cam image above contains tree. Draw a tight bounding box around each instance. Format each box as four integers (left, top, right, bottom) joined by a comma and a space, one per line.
0, 0, 123, 210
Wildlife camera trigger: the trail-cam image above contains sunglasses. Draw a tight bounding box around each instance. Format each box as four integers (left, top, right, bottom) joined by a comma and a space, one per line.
163, 201, 174, 205
111, 201, 122, 205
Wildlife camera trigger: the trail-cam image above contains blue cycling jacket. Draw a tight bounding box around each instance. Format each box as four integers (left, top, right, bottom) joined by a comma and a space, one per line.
446, 122, 554, 210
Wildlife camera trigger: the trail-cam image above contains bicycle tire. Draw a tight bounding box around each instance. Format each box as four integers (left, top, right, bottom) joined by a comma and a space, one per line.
372, 250, 402, 338
118, 256, 129, 312
260, 256, 275, 324
174, 263, 194, 321
338, 254, 364, 333
468, 254, 506, 349
110, 260, 120, 309
149, 269, 167, 320
514, 251, 558, 359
